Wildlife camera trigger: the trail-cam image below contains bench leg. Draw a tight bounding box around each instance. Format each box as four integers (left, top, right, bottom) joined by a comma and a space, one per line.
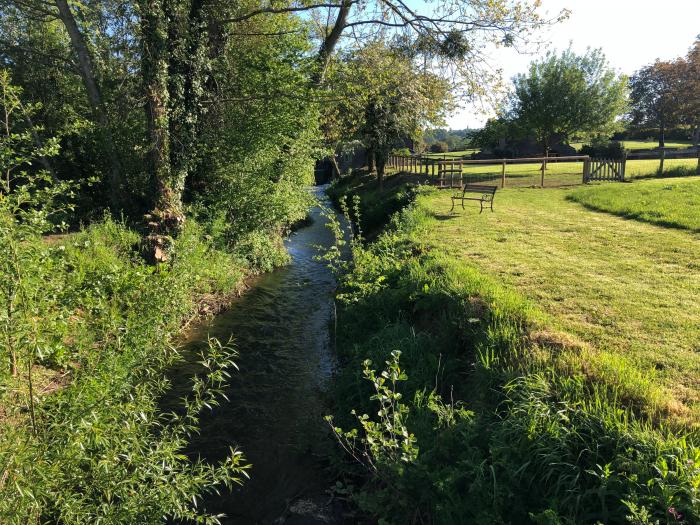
479, 200, 483, 213
450, 197, 455, 212
490, 199, 494, 212
461, 199, 465, 210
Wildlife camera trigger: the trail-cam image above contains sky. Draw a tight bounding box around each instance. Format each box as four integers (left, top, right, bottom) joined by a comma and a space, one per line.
447, 0, 700, 129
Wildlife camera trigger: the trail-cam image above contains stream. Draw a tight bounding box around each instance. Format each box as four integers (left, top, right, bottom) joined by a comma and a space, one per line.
169, 185, 347, 524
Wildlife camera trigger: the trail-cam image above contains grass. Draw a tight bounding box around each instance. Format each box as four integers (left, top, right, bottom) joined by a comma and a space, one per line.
327, 172, 700, 523
422, 148, 479, 158
569, 177, 700, 232
420, 182, 700, 421
570, 140, 694, 151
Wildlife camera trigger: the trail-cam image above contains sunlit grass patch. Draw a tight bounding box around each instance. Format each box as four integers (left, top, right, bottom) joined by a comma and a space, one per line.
569, 176, 700, 232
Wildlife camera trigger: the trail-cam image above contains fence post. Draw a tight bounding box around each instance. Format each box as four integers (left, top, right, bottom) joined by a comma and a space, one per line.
501, 160, 506, 188
696, 147, 699, 175
583, 158, 589, 183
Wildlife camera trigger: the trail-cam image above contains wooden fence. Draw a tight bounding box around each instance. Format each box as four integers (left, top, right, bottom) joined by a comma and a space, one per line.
387, 154, 591, 188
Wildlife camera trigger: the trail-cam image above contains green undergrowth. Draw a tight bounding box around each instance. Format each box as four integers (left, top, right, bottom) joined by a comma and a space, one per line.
326, 169, 420, 235
568, 177, 700, 232
327, 173, 700, 524
0, 209, 292, 522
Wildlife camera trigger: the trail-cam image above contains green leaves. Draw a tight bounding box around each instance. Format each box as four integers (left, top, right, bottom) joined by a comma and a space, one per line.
509, 47, 629, 148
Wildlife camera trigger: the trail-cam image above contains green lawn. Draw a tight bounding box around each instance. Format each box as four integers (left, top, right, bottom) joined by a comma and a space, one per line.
569, 177, 700, 232
418, 185, 700, 421
570, 140, 694, 151
422, 149, 479, 158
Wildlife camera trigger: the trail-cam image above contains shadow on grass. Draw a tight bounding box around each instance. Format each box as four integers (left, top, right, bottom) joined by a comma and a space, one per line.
630, 166, 699, 181
567, 198, 700, 234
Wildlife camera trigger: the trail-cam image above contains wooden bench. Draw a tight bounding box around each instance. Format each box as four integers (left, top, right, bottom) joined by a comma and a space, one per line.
450, 185, 497, 213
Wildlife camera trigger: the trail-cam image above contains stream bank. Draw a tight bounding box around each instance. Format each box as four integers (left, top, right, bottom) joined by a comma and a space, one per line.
170, 186, 347, 524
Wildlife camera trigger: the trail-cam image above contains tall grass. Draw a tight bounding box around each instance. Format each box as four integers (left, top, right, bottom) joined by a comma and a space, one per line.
0, 206, 279, 522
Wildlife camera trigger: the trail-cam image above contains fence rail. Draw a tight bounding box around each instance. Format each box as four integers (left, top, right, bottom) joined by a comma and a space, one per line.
388, 149, 700, 187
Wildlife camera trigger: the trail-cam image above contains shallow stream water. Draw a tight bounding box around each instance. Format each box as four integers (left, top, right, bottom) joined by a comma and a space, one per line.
169, 186, 346, 524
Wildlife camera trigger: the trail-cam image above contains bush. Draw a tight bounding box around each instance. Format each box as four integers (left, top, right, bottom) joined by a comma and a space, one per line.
429, 141, 449, 153
580, 140, 626, 159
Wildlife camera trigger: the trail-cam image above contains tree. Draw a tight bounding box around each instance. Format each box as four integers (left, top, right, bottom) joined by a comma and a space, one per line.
678, 38, 700, 148
629, 60, 683, 148
430, 141, 449, 153
508, 48, 628, 157
53, 0, 124, 208
327, 41, 451, 186
222, 0, 568, 88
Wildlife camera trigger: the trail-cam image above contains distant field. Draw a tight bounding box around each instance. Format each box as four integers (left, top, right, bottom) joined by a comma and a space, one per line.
570, 140, 694, 152
423, 149, 479, 158
568, 176, 700, 232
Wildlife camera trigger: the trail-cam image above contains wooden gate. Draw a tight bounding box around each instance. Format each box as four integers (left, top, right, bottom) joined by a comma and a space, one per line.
583, 158, 626, 183
437, 160, 463, 188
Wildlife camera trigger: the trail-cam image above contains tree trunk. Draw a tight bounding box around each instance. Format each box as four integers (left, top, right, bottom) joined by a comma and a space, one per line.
376, 150, 387, 189
693, 125, 699, 148
54, 0, 123, 208
659, 122, 666, 148
140, 0, 183, 262
367, 146, 376, 173
313, 0, 352, 85
168, 0, 210, 201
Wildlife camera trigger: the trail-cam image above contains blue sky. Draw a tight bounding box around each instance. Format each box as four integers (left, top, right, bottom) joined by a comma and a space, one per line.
447, 0, 700, 129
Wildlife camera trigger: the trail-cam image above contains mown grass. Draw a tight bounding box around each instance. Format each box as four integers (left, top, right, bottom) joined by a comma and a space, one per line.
420, 184, 700, 421
569, 177, 700, 232
327, 172, 700, 523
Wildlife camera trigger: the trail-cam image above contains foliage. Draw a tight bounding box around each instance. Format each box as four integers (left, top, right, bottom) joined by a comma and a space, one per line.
0, 199, 254, 522
423, 128, 475, 151
629, 60, 684, 148
327, 172, 700, 524
429, 141, 449, 153
508, 48, 628, 151
327, 350, 419, 473
580, 139, 627, 159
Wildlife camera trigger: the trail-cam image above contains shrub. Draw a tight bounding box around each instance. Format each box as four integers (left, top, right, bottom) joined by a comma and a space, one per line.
580, 139, 627, 159
429, 141, 449, 153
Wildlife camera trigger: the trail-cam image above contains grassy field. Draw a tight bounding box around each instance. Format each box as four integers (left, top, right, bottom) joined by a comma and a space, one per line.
569, 177, 700, 232
420, 182, 700, 421
570, 140, 694, 151
422, 148, 479, 158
